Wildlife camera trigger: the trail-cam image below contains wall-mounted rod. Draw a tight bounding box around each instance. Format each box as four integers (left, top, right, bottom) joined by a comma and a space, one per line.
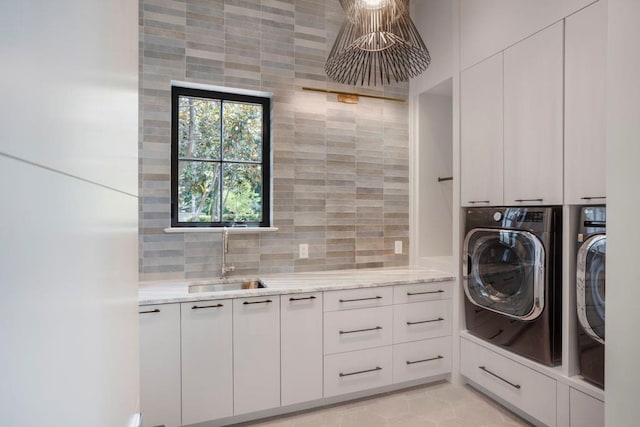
438, 176, 453, 182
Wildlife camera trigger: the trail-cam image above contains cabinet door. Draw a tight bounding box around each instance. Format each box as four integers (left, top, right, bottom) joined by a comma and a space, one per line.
461, 52, 504, 207
181, 300, 233, 425
281, 293, 323, 406
570, 388, 604, 427
504, 22, 564, 205
139, 304, 181, 427
234, 296, 281, 415
565, 1, 607, 205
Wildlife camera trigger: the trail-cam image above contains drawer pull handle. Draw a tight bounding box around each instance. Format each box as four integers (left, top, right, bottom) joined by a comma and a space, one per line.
407, 290, 444, 296
192, 304, 224, 310
139, 309, 160, 314
468, 200, 491, 204
289, 296, 317, 301
406, 355, 444, 365
339, 326, 383, 335
581, 196, 606, 200
339, 296, 383, 303
479, 366, 521, 390
514, 198, 543, 203
243, 299, 272, 305
407, 317, 444, 326
339, 366, 382, 377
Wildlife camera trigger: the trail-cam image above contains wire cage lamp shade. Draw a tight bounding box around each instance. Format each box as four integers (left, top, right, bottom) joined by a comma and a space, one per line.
325, 0, 430, 86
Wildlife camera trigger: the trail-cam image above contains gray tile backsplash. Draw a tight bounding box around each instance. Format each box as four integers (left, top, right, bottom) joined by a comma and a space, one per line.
139, 0, 410, 281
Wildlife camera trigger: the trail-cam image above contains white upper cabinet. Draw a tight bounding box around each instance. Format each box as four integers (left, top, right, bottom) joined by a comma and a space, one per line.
565, 1, 607, 205
461, 52, 504, 207
504, 22, 564, 205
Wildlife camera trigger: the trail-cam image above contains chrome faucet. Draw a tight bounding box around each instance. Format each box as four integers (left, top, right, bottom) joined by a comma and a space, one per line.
221, 227, 235, 278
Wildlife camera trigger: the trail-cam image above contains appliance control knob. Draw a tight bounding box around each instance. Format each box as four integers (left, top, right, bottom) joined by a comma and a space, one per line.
493, 212, 502, 222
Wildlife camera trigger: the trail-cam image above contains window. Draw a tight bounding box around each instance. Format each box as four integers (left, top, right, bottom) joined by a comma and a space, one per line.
171, 86, 271, 227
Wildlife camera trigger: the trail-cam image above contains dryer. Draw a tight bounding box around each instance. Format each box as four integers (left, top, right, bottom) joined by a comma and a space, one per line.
576, 206, 606, 388
463, 207, 562, 366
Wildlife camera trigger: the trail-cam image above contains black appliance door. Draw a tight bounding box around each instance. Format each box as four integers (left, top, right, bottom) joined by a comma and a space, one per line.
463, 228, 545, 321
577, 234, 606, 344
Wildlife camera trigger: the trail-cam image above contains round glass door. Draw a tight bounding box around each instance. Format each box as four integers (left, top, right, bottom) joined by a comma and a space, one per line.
577, 235, 606, 343
463, 229, 545, 320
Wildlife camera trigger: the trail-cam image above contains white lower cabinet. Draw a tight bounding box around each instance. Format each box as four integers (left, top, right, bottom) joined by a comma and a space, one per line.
233, 296, 281, 415
324, 346, 393, 397
139, 304, 181, 427
393, 336, 452, 384
569, 388, 604, 427
280, 293, 323, 406
461, 338, 557, 427
324, 306, 393, 354
393, 299, 451, 344
181, 300, 233, 425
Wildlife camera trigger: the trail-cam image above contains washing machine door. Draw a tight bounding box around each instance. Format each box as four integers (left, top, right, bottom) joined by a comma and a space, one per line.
463, 228, 546, 321
577, 234, 606, 344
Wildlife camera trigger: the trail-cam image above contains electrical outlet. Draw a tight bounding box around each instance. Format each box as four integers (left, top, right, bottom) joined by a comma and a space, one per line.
299, 243, 309, 259
394, 240, 403, 254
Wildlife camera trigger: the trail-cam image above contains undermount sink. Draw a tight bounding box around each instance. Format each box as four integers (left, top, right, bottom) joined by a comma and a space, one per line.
188, 280, 267, 293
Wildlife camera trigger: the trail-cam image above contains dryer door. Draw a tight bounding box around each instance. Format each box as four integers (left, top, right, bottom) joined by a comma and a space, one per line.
463, 228, 546, 321
577, 235, 606, 344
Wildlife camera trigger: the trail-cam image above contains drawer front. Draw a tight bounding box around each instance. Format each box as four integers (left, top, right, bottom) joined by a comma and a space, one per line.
461, 338, 557, 427
324, 286, 393, 312
393, 300, 452, 344
324, 346, 393, 397
324, 306, 393, 355
570, 388, 604, 427
393, 281, 453, 304
393, 336, 452, 384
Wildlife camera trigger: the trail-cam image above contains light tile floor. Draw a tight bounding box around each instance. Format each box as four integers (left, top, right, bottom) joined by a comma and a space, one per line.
243, 382, 533, 427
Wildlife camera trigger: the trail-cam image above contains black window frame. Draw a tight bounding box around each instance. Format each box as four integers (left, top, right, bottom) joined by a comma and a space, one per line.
170, 86, 271, 228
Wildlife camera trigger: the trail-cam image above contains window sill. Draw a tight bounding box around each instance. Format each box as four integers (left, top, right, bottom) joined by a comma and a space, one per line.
163, 227, 279, 234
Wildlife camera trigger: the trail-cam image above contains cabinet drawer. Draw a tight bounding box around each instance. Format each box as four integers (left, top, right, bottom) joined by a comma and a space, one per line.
393, 281, 453, 304
324, 306, 393, 355
324, 286, 393, 312
324, 346, 393, 397
461, 338, 557, 427
393, 336, 452, 384
393, 300, 451, 344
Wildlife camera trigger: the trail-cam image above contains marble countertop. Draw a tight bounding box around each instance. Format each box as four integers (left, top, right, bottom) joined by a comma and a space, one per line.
139, 266, 456, 305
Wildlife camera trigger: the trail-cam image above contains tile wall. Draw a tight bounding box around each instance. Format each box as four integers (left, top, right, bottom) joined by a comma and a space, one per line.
139, 0, 410, 281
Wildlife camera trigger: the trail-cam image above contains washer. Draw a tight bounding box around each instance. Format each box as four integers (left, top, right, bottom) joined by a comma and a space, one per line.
463, 207, 562, 366
576, 206, 606, 388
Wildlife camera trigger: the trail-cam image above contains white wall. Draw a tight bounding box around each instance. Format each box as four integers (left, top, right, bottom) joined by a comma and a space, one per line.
460, 0, 596, 69
0, 1, 139, 426
417, 86, 453, 263
605, 0, 640, 424
410, 0, 454, 95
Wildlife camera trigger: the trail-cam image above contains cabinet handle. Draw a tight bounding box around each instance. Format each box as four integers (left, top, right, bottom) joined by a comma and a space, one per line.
339, 296, 382, 303
468, 200, 490, 204
339, 366, 382, 377
243, 299, 272, 305
407, 290, 444, 296
406, 355, 444, 365
407, 317, 444, 326
479, 366, 521, 389
581, 196, 606, 200
192, 304, 224, 310
289, 296, 317, 301
339, 326, 383, 335
514, 198, 543, 203
139, 309, 160, 314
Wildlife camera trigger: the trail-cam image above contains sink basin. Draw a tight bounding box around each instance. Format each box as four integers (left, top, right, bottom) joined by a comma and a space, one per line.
188, 280, 266, 293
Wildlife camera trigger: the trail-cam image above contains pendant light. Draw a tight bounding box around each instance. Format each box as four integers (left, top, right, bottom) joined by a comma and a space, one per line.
325, 0, 431, 86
